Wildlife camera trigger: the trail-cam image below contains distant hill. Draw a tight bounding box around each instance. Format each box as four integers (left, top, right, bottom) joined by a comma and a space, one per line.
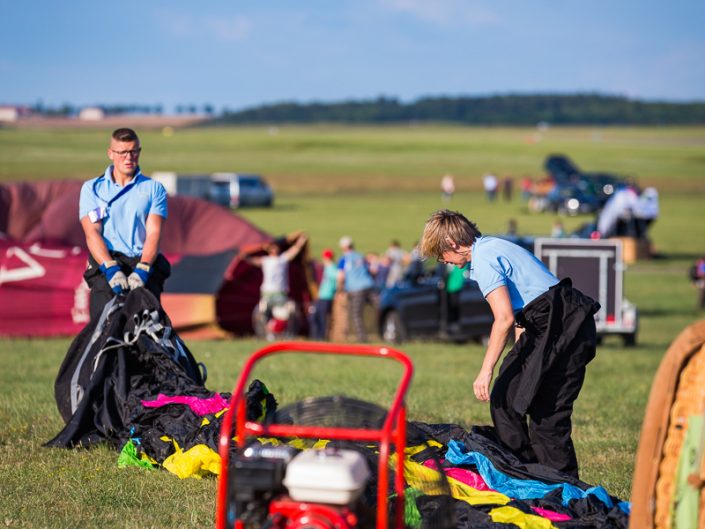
211, 94, 705, 126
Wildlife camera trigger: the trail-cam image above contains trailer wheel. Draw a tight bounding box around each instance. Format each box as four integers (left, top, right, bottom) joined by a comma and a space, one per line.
623, 333, 637, 347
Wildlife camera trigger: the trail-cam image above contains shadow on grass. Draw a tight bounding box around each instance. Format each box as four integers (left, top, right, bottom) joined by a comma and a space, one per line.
652, 252, 702, 261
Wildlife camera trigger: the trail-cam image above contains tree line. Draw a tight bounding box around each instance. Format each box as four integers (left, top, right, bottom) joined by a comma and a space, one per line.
212, 94, 705, 125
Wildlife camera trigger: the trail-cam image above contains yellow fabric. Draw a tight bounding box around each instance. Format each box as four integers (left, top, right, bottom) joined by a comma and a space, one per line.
489, 506, 557, 529
162, 444, 221, 479
158, 436, 335, 479
400, 457, 510, 505
402, 456, 556, 528
404, 441, 443, 457
140, 452, 159, 465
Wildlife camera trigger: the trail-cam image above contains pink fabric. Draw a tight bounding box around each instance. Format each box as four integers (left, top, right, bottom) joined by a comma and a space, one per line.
422, 459, 572, 522
530, 506, 572, 522
141, 393, 229, 416
422, 459, 492, 491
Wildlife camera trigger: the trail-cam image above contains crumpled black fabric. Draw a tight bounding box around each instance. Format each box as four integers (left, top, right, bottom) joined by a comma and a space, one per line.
45, 289, 210, 449
134, 380, 276, 464
408, 423, 628, 529
410, 422, 593, 489
428, 497, 518, 529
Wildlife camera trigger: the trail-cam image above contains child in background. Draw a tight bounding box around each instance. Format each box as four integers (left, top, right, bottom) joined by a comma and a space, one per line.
308, 249, 338, 340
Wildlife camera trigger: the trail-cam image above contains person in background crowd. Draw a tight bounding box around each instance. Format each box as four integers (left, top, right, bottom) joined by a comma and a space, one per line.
385, 239, 407, 288
247, 233, 308, 321
441, 173, 456, 203
445, 263, 465, 333
483, 172, 499, 202
337, 236, 377, 342
502, 175, 513, 202
690, 256, 705, 310
79, 127, 170, 320
520, 176, 533, 203
404, 241, 425, 283
366, 252, 390, 292
308, 248, 337, 340
419, 209, 600, 478
551, 219, 566, 238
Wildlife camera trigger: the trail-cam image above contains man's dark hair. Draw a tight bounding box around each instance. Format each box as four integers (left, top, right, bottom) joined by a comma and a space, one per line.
112, 128, 139, 142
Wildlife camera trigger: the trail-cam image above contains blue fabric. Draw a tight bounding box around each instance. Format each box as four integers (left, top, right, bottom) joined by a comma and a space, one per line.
337, 251, 373, 292
446, 440, 617, 508
79, 166, 168, 258
469, 236, 558, 312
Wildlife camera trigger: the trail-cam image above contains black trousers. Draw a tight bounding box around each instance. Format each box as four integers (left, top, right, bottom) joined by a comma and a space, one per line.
308, 298, 333, 340
83, 252, 171, 321
490, 288, 597, 478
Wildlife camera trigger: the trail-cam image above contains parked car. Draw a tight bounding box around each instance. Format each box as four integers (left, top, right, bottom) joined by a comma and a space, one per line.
543, 154, 629, 211
377, 266, 493, 344
213, 173, 274, 208
152, 172, 274, 208
544, 183, 602, 215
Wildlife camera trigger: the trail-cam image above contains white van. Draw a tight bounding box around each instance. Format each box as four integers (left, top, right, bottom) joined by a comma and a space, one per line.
151, 172, 274, 208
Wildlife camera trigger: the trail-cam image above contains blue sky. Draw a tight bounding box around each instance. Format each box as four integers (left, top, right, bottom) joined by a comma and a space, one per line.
2, 0, 704, 112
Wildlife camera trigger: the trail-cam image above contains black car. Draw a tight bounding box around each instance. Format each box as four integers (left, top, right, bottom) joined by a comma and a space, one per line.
544, 182, 602, 215
543, 154, 628, 212
377, 267, 493, 344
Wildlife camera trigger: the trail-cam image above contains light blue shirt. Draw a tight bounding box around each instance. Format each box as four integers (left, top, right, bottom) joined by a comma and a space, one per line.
468, 236, 558, 312
337, 251, 374, 293
79, 166, 168, 258
318, 263, 338, 300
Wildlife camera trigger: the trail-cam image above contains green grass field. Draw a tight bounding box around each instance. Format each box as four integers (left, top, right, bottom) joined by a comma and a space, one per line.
1, 125, 705, 527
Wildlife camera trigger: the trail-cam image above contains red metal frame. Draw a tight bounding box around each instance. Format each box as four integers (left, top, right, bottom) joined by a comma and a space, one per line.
215, 341, 414, 529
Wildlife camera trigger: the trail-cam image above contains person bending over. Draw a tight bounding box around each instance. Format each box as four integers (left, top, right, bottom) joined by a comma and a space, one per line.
419, 209, 599, 478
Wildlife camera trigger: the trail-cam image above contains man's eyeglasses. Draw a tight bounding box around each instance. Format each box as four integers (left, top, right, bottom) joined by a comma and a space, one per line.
111, 148, 142, 158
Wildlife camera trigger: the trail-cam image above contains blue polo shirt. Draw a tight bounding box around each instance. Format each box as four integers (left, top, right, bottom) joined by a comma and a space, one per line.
468, 236, 558, 312
79, 166, 168, 258
337, 250, 374, 292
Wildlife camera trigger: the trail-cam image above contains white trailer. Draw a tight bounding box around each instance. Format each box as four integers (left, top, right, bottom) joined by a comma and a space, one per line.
534, 238, 638, 346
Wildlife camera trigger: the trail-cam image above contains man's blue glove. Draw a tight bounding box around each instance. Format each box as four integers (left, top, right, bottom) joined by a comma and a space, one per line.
127, 262, 151, 290
100, 260, 128, 294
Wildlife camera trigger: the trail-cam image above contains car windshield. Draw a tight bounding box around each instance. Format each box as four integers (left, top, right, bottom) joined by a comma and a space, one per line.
240, 177, 264, 189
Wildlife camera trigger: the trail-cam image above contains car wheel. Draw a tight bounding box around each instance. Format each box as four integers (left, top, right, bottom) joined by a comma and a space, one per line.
382, 311, 406, 344
623, 333, 637, 347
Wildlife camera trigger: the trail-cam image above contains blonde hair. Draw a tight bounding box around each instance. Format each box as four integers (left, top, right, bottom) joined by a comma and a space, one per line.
419, 209, 481, 259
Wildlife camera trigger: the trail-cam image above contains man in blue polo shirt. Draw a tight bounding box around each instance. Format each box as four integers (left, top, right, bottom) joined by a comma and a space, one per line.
419, 209, 599, 478
79, 128, 170, 320
337, 235, 376, 342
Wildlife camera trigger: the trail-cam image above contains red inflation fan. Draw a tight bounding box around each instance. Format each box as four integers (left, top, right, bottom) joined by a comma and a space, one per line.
216, 342, 414, 529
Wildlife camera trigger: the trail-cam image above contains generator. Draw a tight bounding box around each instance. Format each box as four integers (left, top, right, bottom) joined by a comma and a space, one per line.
215, 342, 430, 529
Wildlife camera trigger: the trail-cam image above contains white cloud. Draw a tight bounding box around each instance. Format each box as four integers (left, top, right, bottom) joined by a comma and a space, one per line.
379, 0, 500, 27
203, 16, 252, 42
157, 10, 252, 42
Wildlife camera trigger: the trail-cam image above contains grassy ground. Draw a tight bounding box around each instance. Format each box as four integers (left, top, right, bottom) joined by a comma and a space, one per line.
1, 125, 705, 527
2, 125, 705, 191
